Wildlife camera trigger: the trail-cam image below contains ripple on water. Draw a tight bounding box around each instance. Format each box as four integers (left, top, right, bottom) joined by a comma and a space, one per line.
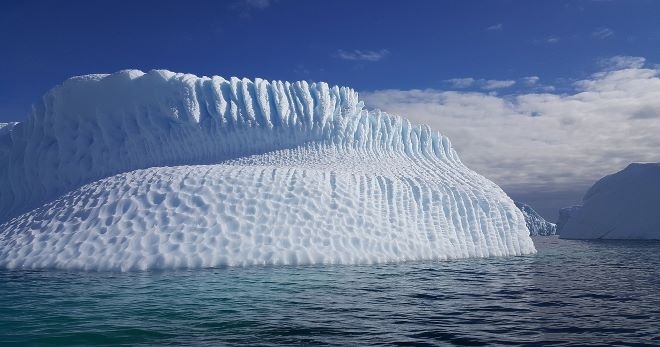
0, 236, 659, 345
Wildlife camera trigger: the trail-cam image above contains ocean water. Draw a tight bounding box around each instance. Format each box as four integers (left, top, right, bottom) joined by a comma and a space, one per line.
1, 237, 659, 346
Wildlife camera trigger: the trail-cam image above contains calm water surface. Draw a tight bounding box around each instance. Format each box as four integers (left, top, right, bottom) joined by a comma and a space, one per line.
1, 237, 659, 346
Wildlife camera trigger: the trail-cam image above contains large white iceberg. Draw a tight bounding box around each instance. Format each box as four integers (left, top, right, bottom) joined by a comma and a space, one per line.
560, 163, 660, 239
0, 70, 534, 270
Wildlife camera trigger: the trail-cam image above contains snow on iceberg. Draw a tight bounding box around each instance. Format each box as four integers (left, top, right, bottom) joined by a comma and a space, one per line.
0, 70, 535, 270
514, 201, 557, 236
560, 163, 660, 239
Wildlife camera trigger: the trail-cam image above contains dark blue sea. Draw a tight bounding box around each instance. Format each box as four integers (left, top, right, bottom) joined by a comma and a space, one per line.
1, 237, 659, 346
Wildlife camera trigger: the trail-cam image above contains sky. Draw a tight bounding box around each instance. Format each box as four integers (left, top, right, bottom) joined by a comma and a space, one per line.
1, 0, 659, 220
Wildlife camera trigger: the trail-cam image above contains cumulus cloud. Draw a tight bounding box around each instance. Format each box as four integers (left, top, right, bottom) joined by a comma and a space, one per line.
486, 23, 503, 31
631, 106, 660, 119
592, 27, 614, 39
336, 49, 390, 62
362, 56, 660, 217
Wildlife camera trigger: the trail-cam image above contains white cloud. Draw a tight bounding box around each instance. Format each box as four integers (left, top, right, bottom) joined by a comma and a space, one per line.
481, 79, 516, 90
446, 78, 475, 88
598, 55, 646, 70
486, 23, 503, 31
522, 76, 540, 85
592, 27, 614, 39
362, 56, 660, 208
336, 49, 390, 62
446, 78, 515, 90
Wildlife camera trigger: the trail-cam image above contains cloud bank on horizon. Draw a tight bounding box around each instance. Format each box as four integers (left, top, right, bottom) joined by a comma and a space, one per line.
363, 56, 660, 204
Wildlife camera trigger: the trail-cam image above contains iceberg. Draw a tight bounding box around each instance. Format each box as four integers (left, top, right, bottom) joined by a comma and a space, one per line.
555, 205, 581, 234
514, 201, 557, 236
560, 163, 660, 239
0, 70, 535, 270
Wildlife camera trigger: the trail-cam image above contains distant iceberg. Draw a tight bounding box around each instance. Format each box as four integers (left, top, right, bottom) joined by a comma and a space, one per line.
0, 70, 535, 270
555, 205, 581, 234
560, 163, 660, 239
514, 201, 556, 236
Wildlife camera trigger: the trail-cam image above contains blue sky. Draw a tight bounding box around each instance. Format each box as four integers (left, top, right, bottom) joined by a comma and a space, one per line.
2, 0, 660, 219
2, 0, 658, 118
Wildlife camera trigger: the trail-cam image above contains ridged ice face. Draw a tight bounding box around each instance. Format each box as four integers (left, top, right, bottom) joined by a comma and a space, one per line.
0, 70, 535, 270
514, 202, 557, 236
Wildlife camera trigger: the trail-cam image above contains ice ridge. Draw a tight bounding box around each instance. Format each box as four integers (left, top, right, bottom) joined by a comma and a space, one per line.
0, 70, 457, 222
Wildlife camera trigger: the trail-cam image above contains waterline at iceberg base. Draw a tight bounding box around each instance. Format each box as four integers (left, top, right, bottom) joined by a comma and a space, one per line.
0, 70, 535, 271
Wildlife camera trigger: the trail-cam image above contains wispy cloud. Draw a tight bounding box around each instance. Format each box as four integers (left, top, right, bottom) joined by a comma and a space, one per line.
522, 76, 540, 85
598, 55, 645, 70
336, 49, 390, 62
446, 78, 475, 88
363, 56, 660, 213
481, 79, 516, 90
486, 23, 503, 31
520, 76, 555, 91
592, 27, 614, 39
445, 78, 515, 90
546, 36, 560, 44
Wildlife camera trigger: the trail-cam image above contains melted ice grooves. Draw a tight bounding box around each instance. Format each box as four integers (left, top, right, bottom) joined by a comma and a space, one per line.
0, 70, 535, 270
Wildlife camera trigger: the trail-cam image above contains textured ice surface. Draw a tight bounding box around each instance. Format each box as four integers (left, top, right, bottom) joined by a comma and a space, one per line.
514, 201, 556, 236
0, 70, 361, 221
0, 70, 535, 270
560, 163, 660, 239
